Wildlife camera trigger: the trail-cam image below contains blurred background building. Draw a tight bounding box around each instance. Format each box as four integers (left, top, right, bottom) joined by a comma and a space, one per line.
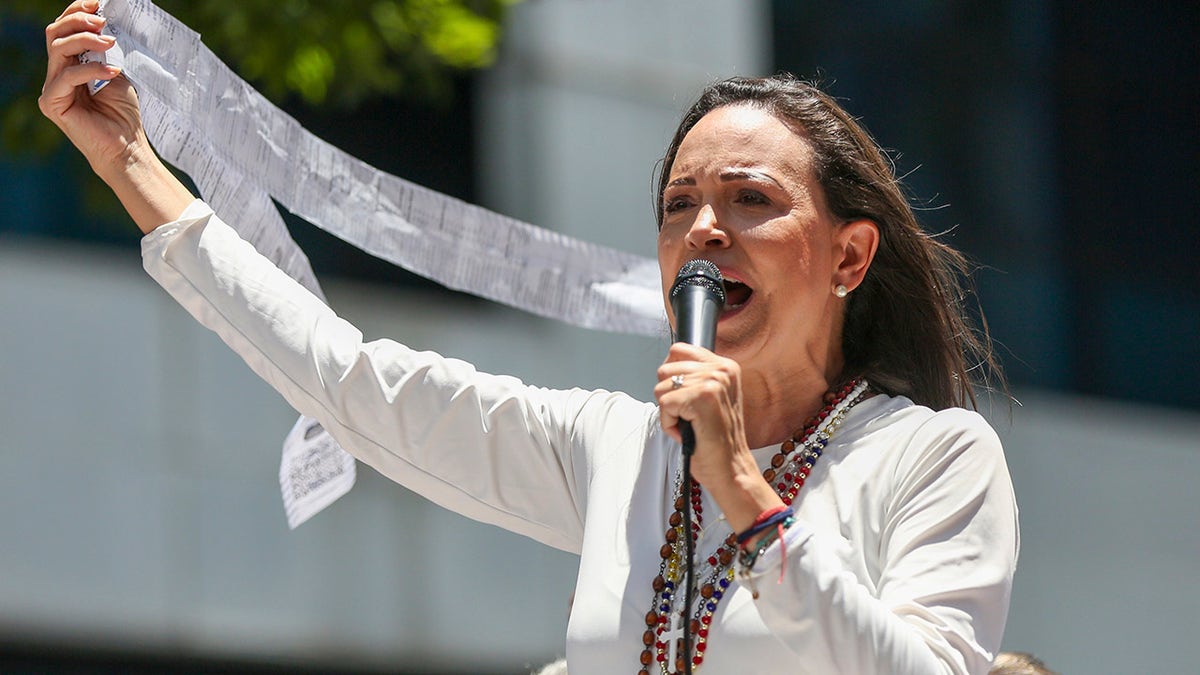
1, 1, 1196, 673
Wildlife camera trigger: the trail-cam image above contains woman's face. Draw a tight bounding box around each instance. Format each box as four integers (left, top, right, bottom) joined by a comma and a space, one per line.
657, 104, 846, 376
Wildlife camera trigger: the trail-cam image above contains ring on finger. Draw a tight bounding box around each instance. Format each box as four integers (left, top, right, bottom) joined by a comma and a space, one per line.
671, 374, 685, 390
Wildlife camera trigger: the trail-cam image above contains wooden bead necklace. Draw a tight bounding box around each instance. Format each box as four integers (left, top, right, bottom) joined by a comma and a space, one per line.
636, 378, 871, 674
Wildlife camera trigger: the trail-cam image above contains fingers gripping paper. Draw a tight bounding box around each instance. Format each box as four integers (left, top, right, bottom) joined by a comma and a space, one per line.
89, 0, 667, 527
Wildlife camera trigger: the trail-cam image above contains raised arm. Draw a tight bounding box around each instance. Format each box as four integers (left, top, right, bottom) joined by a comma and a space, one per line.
40, 0, 193, 232
39, 0, 612, 551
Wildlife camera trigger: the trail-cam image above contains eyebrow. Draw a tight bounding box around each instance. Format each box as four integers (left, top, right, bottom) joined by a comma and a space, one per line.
666, 169, 784, 189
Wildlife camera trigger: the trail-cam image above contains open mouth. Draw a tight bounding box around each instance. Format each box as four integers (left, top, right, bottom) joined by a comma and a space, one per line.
722, 280, 753, 310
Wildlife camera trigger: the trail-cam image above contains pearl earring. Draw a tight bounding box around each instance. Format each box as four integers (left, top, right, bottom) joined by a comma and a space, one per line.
834, 284, 849, 298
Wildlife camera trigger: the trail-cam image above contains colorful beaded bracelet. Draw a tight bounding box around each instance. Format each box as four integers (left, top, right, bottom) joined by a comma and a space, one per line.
737, 515, 795, 570
736, 506, 795, 547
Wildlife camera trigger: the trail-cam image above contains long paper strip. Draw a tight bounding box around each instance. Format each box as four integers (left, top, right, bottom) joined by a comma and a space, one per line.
97, 0, 666, 335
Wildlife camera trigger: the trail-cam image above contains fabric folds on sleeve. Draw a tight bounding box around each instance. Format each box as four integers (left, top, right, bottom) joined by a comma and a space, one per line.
141, 201, 626, 553
743, 407, 1018, 675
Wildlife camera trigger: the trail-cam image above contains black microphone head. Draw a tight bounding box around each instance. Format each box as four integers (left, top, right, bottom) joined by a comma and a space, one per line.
670, 259, 725, 351
670, 259, 726, 305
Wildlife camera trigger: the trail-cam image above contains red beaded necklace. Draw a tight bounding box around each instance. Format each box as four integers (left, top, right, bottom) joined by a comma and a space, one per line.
637, 379, 871, 674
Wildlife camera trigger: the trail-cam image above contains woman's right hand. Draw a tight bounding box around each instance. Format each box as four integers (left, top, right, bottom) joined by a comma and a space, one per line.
39, 0, 146, 182
38, 0, 195, 233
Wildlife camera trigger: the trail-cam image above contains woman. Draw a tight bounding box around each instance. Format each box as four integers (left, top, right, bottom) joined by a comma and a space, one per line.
40, 2, 1018, 673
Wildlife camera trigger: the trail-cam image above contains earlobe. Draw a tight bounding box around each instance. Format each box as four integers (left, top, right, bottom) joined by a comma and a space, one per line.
833, 219, 880, 292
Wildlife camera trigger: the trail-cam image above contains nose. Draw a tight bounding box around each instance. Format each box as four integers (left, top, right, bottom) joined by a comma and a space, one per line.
683, 204, 731, 250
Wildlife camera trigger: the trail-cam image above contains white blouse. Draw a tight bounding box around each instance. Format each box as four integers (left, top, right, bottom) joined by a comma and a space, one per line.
142, 201, 1019, 675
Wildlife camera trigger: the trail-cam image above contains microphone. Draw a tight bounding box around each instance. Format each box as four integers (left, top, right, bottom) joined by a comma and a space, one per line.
670, 259, 725, 351
669, 260, 725, 456
668, 259, 725, 675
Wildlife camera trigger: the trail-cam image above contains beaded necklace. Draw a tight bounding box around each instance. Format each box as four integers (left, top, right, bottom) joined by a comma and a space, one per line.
637, 379, 871, 674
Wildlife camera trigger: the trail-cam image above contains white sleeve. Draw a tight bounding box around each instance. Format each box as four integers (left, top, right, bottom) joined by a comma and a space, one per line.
744, 409, 1018, 675
141, 200, 611, 553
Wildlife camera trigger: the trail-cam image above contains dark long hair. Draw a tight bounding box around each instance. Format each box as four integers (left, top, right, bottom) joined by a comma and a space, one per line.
656, 74, 1003, 411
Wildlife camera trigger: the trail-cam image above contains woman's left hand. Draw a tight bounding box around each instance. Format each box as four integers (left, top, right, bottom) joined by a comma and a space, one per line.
655, 343, 782, 532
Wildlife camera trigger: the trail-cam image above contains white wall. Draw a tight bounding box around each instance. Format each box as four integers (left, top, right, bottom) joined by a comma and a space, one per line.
995, 394, 1200, 674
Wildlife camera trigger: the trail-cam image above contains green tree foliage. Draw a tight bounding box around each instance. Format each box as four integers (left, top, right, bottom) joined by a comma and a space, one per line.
3, 0, 518, 155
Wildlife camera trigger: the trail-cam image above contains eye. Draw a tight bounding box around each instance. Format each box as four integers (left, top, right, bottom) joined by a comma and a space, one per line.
734, 189, 771, 206
662, 194, 695, 214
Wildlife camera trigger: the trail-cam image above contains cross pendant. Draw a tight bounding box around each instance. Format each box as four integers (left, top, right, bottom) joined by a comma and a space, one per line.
664, 610, 686, 672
